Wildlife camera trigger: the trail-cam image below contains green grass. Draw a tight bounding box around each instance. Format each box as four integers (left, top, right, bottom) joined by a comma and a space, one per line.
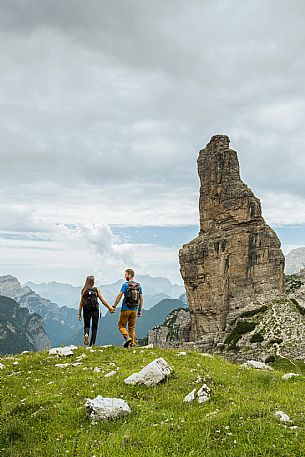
1, 347, 305, 457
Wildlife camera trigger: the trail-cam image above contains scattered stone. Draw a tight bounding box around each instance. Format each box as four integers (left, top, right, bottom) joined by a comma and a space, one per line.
72, 362, 83, 367
75, 354, 87, 361
22, 351, 30, 354
177, 352, 187, 357
86, 396, 131, 422
201, 353, 213, 357
49, 345, 77, 357
275, 411, 290, 423
13, 361, 19, 366
0, 363, 5, 369
183, 388, 196, 403
104, 370, 116, 378
197, 384, 211, 404
100, 345, 112, 348
282, 373, 300, 380
93, 367, 102, 373
124, 358, 172, 387
141, 344, 154, 349
55, 363, 70, 368
242, 360, 273, 370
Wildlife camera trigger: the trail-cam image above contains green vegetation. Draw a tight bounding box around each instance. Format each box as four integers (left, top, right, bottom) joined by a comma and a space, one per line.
250, 332, 264, 343
1, 347, 305, 457
239, 305, 268, 319
224, 321, 256, 350
290, 298, 305, 316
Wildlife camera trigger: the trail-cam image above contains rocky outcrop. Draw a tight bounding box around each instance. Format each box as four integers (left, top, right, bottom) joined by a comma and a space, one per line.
0, 295, 50, 355
148, 308, 191, 348
179, 135, 285, 347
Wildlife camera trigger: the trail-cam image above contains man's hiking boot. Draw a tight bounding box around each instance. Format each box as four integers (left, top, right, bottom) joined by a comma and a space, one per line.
123, 337, 132, 348
84, 333, 89, 346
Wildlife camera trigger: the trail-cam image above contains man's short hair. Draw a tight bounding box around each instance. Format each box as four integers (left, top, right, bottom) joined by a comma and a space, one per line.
125, 268, 135, 278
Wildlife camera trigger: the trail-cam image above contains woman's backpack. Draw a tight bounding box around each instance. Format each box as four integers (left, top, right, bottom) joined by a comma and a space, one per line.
82, 287, 99, 309
124, 281, 141, 308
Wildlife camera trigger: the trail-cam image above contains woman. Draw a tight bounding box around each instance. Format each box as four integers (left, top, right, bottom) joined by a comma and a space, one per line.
78, 275, 114, 346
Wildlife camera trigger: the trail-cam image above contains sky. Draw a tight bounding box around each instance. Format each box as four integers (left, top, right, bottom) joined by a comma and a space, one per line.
1, 0, 305, 286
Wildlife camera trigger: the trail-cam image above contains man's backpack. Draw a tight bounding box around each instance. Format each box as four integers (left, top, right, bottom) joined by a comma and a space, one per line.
82, 287, 99, 310
124, 281, 141, 308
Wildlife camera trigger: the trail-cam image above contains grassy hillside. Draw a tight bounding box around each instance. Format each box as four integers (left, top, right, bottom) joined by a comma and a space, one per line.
1, 347, 305, 457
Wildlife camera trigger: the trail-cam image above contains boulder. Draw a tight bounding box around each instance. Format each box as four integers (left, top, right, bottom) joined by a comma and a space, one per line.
183, 388, 196, 403
197, 384, 211, 404
275, 411, 290, 423
282, 373, 300, 380
124, 358, 172, 386
242, 360, 273, 370
86, 396, 131, 422
49, 345, 77, 357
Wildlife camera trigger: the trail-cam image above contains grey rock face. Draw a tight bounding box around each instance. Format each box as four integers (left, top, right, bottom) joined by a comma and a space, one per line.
148, 308, 191, 348
179, 135, 285, 346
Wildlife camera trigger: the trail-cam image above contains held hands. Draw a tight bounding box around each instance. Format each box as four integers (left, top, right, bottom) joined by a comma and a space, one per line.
109, 306, 116, 314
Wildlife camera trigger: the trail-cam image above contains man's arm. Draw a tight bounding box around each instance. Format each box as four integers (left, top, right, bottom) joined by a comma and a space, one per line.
137, 294, 143, 317
113, 291, 124, 310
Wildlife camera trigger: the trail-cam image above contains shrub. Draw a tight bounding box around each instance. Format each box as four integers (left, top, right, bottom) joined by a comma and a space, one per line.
225, 321, 256, 350
250, 332, 264, 343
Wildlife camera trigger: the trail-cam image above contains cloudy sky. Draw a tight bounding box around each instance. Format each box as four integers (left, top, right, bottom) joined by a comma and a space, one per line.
1, 0, 305, 286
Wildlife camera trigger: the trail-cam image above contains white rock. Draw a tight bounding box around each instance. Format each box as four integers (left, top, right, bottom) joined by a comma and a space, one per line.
104, 370, 117, 378
197, 384, 211, 404
242, 360, 273, 370
201, 353, 213, 357
48, 346, 76, 357
86, 396, 131, 422
124, 357, 172, 387
141, 344, 154, 349
76, 354, 87, 361
0, 363, 5, 370
100, 345, 112, 348
275, 411, 290, 422
93, 367, 102, 373
177, 352, 187, 357
22, 351, 30, 354
282, 373, 300, 380
72, 362, 83, 367
55, 363, 70, 368
183, 388, 196, 403
13, 361, 19, 366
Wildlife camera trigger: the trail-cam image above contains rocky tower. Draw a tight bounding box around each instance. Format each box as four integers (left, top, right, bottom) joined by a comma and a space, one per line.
179, 135, 285, 345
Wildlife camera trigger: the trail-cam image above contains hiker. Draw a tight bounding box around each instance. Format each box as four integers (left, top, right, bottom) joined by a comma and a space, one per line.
78, 275, 114, 346
112, 268, 143, 348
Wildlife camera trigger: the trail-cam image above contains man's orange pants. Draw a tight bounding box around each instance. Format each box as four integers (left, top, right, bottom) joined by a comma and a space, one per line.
118, 310, 137, 347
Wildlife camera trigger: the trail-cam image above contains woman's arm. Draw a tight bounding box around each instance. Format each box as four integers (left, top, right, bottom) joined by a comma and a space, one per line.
78, 299, 83, 320
98, 289, 114, 313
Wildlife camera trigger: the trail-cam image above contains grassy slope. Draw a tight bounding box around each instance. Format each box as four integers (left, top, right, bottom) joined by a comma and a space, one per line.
1, 347, 305, 457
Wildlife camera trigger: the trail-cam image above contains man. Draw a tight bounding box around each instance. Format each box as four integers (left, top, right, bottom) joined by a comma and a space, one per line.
113, 268, 143, 348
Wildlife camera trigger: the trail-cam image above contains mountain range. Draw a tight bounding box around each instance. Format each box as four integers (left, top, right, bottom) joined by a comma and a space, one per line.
0, 295, 50, 355
26, 275, 185, 310
285, 247, 305, 275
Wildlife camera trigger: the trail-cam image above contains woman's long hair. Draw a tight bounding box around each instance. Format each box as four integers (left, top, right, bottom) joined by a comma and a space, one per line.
81, 275, 95, 297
